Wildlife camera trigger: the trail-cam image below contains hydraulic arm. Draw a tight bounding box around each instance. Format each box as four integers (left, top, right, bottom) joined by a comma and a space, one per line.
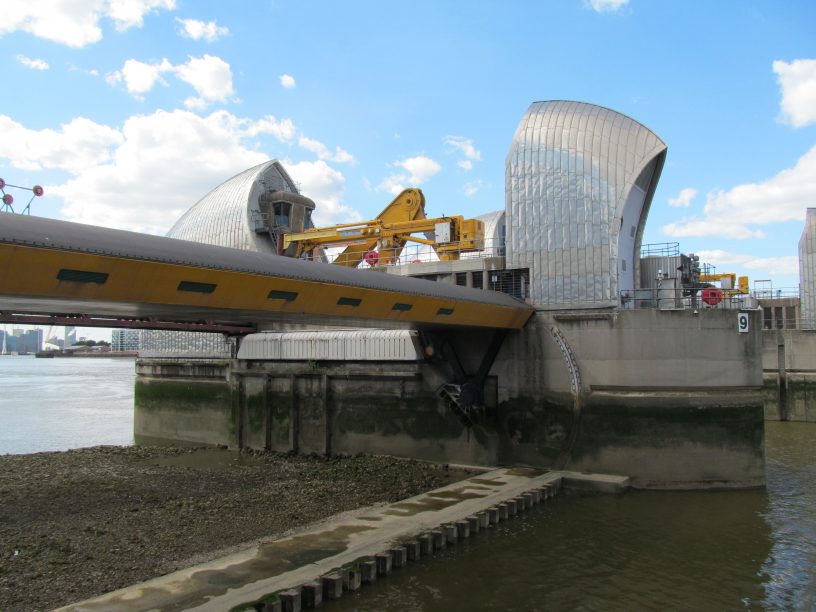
282, 188, 484, 267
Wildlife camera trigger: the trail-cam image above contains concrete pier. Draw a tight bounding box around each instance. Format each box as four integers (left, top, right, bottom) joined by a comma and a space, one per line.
58, 468, 628, 612
135, 309, 765, 490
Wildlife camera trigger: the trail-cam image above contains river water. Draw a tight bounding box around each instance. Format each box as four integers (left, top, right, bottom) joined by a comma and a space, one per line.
0, 355, 135, 455
0, 356, 814, 609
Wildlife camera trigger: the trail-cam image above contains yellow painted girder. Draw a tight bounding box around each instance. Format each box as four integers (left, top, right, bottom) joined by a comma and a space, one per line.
0, 243, 533, 330
283, 188, 484, 266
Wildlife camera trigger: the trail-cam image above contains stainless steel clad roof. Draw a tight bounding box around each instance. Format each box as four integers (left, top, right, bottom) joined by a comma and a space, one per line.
167, 160, 297, 253
800, 208, 816, 329
505, 100, 667, 309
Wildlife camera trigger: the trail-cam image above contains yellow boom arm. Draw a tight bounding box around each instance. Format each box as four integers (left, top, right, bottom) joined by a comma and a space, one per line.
699, 273, 749, 294
283, 188, 484, 266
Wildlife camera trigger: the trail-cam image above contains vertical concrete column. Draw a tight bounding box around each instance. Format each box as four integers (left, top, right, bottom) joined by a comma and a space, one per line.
390, 547, 408, 568
506, 499, 517, 516
444, 524, 458, 544
342, 568, 361, 591
431, 530, 446, 550
375, 552, 393, 576
467, 515, 480, 534
478, 510, 490, 528
418, 534, 433, 555
264, 374, 273, 451
289, 374, 299, 454
456, 520, 470, 539
360, 560, 377, 584
300, 582, 322, 608
322, 374, 332, 456
233, 373, 246, 450
321, 574, 343, 600
261, 599, 282, 612
405, 541, 421, 562
279, 589, 301, 612
777, 329, 788, 421
488, 507, 500, 524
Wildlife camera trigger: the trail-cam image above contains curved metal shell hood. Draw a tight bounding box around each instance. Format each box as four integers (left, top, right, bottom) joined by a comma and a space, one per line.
505, 100, 667, 309
167, 160, 298, 254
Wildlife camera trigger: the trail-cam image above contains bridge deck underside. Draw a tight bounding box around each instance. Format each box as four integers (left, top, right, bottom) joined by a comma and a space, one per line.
0, 215, 533, 331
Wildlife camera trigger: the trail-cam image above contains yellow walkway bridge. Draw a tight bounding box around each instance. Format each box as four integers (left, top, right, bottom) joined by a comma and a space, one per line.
0, 215, 533, 334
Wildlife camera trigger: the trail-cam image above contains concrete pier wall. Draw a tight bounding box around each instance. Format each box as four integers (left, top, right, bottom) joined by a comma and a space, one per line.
762, 329, 816, 422
135, 309, 765, 489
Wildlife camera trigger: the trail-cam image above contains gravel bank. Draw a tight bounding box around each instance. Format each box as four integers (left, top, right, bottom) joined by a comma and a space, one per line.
0, 446, 463, 611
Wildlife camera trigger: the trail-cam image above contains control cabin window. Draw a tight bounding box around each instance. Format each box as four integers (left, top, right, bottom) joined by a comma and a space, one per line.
274, 202, 291, 228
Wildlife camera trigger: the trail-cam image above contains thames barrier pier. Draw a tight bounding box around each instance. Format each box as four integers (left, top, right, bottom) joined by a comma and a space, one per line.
0, 101, 766, 489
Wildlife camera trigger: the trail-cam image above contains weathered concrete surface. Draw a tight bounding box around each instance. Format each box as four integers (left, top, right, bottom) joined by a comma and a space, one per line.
762, 329, 816, 422
134, 359, 233, 447
135, 309, 765, 489
58, 468, 622, 612
560, 472, 631, 494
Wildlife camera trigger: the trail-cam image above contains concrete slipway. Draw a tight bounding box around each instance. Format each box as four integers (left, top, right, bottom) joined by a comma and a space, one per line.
58, 467, 627, 612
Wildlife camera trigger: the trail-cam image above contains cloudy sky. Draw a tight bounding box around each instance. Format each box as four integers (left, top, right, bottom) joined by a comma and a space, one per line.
1, 0, 815, 301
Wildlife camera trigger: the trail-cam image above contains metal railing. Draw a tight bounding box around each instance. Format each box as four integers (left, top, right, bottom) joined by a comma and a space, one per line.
754, 286, 800, 300
640, 242, 680, 257
620, 287, 756, 311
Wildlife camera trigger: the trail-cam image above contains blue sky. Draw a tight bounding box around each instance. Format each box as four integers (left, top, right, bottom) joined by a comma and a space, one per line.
1, 0, 815, 340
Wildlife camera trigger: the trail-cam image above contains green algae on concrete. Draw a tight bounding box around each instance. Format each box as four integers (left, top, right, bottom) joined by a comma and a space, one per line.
135, 378, 235, 448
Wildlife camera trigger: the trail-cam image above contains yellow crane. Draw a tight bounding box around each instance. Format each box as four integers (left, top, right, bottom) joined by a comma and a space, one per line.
283, 188, 485, 267
699, 273, 749, 294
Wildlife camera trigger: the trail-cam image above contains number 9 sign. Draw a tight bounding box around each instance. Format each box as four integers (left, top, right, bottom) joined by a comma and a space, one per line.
737, 312, 749, 333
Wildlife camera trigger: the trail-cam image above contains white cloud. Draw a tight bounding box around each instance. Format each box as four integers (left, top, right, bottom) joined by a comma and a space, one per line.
445, 136, 481, 161
773, 59, 816, 128
0, 109, 320, 235
332, 147, 356, 164
279, 74, 296, 89
696, 250, 799, 277
175, 17, 228, 42
286, 160, 359, 226
298, 136, 356, 164
174, 54, 233, 104
107, 54, 233, 106
586, 0, 629, 12
668, 187, 698, 208
1, 0, 175, 47
68, 63, 100, 77
662, 145, 816, 239
0, 109, 360, 234
377, 155, 442, 195
399, 156, 442, 183
463, 180, 483, 197
298, 136, 331, 159
0, 114, 123, 172
106, 58, 173, 95
16, 54, 48, 70
245, 116, 296, 142
106, 0, 176, 31
445, 136, 480, 172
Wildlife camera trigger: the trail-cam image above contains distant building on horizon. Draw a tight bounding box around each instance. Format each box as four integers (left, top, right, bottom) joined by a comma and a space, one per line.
111, 329, 140, 352
64, 326, 76, 347
2, 328, 43, 354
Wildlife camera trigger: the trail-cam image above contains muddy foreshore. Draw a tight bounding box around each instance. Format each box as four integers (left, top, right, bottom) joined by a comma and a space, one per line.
0, 445, 462, 611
